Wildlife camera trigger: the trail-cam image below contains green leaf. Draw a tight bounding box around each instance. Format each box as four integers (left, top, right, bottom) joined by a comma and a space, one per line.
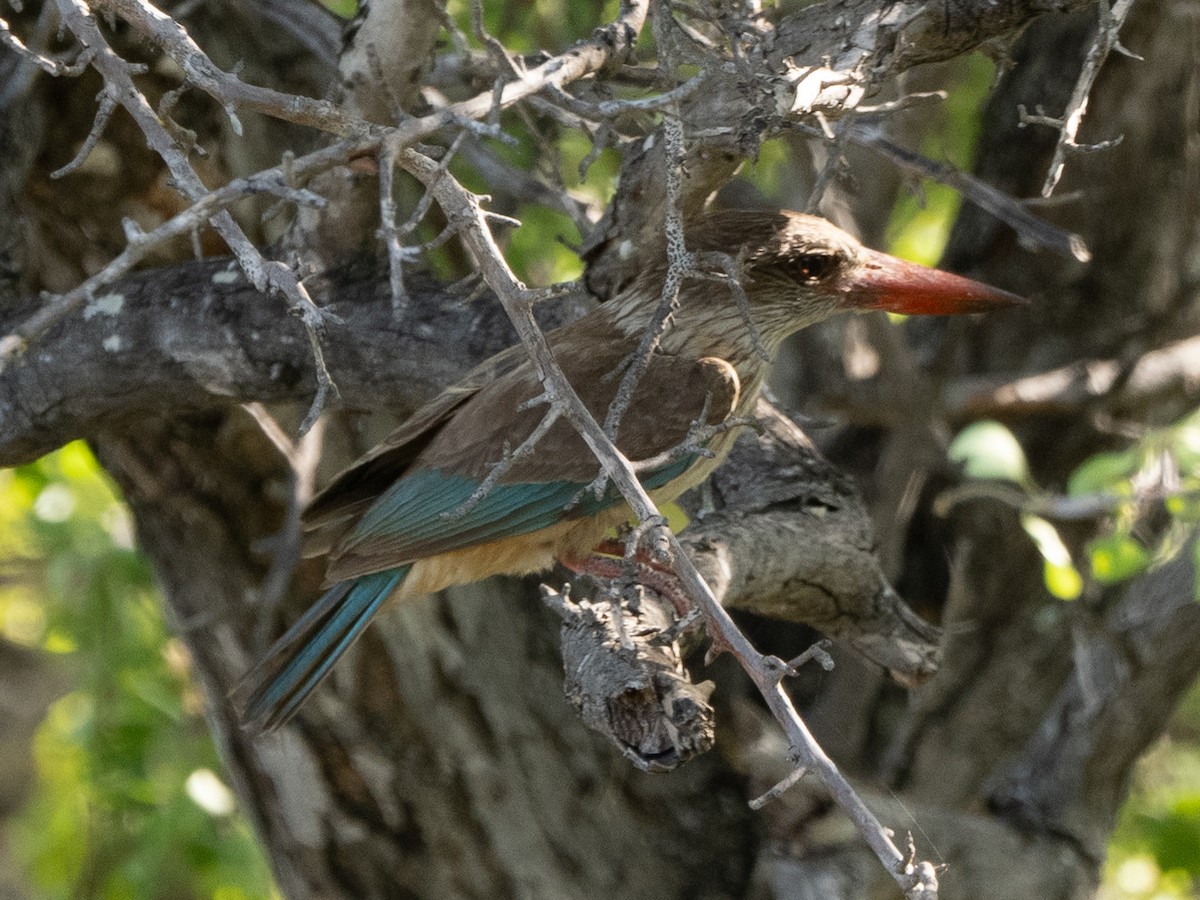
1021, 515, 1083, 600
1088, 533, 1151, 584
1044, 560, 1085, 601
8, 445, 278, 898
949, 421, 1030, 484
1067, 448, 1141, 497
1165, 494, 1200, 523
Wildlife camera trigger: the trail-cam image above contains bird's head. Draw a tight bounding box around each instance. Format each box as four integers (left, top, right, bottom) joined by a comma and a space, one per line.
681, 210, 1025, 347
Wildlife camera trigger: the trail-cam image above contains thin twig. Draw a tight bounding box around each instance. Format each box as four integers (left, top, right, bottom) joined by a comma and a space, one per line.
378, 141, 410, 314
749, 764, 809, 810
545, 71, 705, 119
470, 0, 521, 82
784, 639, 835, 675
445, 401, 562, 520
1038, 0, 1137, 197
805, 111, 853, 213
602, 112, 690, 441
842, 123, 1092, 262
0, 11, 92, 75
53, 0, 340, 435
379, 130, 470, 313
690, 252, 770, 362
243, 404, 326, 648
629, 412, 762, 475
51, 86, 121, 178
933, 479, 1198, 523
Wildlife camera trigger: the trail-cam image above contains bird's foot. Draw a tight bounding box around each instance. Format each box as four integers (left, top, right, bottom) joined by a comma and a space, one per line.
703, 630, 734, 666
561, 553, 731, 660
561, 552, 692, 615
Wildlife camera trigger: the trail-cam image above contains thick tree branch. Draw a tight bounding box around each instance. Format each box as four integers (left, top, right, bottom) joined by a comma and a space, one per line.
681, 403, 941, 684
944, 334, 1200, 423
0, 260, 559, 467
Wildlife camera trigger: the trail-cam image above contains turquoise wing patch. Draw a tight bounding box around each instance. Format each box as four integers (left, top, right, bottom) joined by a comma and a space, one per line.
340, 455, 695, 565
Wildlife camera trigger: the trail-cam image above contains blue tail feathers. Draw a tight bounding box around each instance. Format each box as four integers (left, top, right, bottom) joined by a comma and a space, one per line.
238, 568, 407, 732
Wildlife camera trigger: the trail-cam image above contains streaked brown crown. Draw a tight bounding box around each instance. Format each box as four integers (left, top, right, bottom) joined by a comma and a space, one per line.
686, 210, 858, 293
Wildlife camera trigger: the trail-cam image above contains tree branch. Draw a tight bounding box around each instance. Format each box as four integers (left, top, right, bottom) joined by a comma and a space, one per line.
0, 260, 559, 467
988, 544, 1200, 860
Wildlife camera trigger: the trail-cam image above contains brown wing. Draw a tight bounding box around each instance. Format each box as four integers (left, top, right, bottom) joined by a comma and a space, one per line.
304, 311, 740, 563
300, 341, 531, 554
411, 337, 741, 484
321, 346, 741, 582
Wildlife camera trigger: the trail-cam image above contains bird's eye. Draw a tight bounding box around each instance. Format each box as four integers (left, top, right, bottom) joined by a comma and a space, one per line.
789, 253, 840, 283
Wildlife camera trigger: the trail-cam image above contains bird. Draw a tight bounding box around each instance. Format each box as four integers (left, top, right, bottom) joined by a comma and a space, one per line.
237, 209, 1023, 731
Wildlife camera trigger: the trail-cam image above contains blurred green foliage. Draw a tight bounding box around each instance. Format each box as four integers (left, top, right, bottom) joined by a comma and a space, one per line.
0, 443, 276, 900
1067, 408, 1200, 595
1101, 687, 1200, 899
948, 410, 1200, 602
885, 53, 995, 266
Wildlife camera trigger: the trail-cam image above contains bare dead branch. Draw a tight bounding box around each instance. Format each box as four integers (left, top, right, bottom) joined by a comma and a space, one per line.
52, 0, 340, 435
828, 123, 1092, 261
1038, 0, 1137, 197
932, 481, 1126, 521
50, 85, 121, 178
0, 11, 92, 75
